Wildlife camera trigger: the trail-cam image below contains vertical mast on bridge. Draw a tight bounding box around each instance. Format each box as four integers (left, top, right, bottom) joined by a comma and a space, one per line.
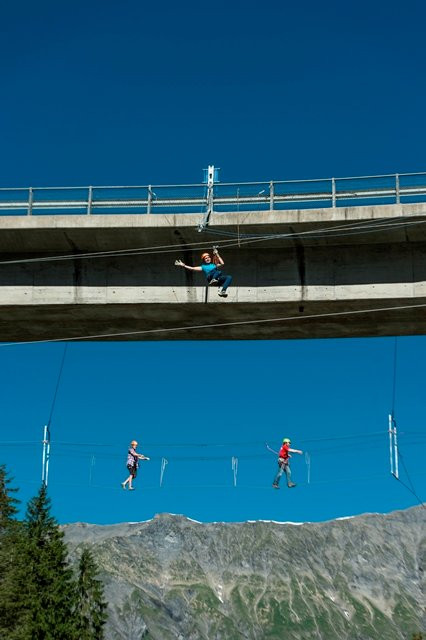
198, 165, 219, 231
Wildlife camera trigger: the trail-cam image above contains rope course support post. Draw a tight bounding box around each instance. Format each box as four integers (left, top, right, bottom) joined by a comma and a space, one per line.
160, 457, 168, 487
395, 174, 400, 205
331, 177, 336, 208
231, 456, 238, 487
89, 454, 96, 485
41, 424, 51, 486
388, 414, 399, 479
305, 452, 311, 484
393, 419, 399, 480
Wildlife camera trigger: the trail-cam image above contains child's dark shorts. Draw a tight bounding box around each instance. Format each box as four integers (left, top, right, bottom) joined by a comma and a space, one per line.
127, 465, 137, 478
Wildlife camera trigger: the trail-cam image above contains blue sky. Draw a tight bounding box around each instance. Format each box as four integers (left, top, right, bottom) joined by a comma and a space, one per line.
1, 0, 425, 524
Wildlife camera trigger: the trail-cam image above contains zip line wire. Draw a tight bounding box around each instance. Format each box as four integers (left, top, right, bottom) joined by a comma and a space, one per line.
207, 216, 426, 245
28, 429, 394, 447
391, 337, 398, 417
4, 430, 426, 449
2, 301, 426, 348
2, 433, 424, 462
46, 344, 68, 428
395, 449, 426, 509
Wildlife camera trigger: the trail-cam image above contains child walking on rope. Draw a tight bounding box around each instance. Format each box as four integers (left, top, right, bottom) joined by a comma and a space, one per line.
121, 440, 150, 491
272, 438, 303, 489
175, 247, 232, 297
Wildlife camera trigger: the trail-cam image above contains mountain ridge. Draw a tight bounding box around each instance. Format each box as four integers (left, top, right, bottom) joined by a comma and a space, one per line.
64, 506, 425, 640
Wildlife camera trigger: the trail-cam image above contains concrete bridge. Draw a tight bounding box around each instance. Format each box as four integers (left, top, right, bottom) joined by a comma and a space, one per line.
1, 201, 426, 342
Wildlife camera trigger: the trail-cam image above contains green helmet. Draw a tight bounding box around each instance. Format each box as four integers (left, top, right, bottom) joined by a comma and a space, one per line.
283, 438, 291, 444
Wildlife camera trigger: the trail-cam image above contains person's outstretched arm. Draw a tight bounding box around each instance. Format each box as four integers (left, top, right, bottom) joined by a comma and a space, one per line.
213, 249, 224, 266
137, 453, 150, 460
175, 259, 202, 272
289, 447, 303, 455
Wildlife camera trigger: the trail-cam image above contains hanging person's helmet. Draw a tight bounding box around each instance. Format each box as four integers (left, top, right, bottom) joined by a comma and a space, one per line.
283, 438, 291, 444
201, 252, 210, 260
131, 440, 138, 446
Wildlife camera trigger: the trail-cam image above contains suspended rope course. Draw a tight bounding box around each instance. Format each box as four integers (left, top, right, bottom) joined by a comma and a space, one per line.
2, 425, 424, 495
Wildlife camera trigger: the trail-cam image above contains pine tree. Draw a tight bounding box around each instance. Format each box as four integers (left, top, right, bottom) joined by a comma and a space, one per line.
75, 548, 108, 639
0, 465, 27, 639
0, 464, 19, 527
19, 484, 78, 640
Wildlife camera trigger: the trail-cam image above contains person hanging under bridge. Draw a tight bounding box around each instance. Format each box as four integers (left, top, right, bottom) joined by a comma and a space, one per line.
272, 437, 303, 489
175, 247, 232, 298
121, 440, 150, 491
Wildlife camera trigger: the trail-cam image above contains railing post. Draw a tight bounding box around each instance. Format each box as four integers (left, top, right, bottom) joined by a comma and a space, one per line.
395, 173, 400, 204
28, 187, 33, 216
269, 180, 274, 211
87, 186, 93, 215
147, 185, 152, 215
331, 177, 336, 208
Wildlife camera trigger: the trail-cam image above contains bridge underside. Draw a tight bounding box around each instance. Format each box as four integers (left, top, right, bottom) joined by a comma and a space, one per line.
1, 203, 426, 342
1, 298, 426, 342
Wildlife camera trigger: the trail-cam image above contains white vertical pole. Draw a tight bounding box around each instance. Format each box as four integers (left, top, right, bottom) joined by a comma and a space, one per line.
393, 420, 399, 480
41, 425, 47, 484
231, 457, 238, 487
305, 452, 311, 484
388, 414, 394, 476
160, 458, 168, 487
45, 427, 51, 487
42, 424, 51, 486
89, 455, 95, 485
206, 165, 214, 224
198, 165, 216, 231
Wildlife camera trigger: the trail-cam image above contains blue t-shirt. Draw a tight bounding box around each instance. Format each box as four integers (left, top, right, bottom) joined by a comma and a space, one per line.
201, 263, 218, 278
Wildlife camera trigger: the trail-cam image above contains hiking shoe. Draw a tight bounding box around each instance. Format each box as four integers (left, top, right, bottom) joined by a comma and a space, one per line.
209, 278, 219, 285
218, 289, 228, 297
128, 487, 135, 491
121, 482, 126, 490
287, 482, 297, 488
272, 483, 279, 489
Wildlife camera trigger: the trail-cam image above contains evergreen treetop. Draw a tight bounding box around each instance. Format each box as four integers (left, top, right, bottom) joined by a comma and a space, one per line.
75, 547, 108, 639
0, 464, 19, 528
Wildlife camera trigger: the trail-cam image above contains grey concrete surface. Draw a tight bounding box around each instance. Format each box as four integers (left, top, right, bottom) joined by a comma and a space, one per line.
0, 203, 426, 341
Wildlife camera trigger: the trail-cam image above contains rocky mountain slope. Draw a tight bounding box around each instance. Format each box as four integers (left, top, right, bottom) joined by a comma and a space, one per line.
64, 507, 425, 640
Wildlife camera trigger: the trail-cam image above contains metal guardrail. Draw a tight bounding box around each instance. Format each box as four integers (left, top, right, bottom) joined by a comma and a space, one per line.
1, 172, 426, 216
